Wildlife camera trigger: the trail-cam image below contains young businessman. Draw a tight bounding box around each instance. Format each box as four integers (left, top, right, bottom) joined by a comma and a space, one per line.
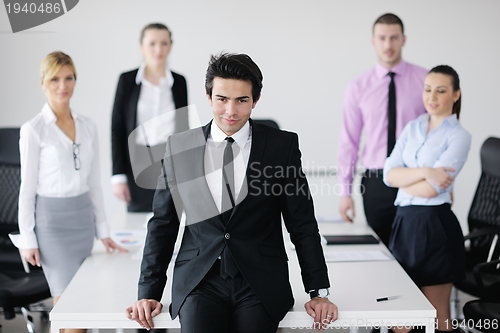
126, 53, 337, 332
337, 13, 427, 245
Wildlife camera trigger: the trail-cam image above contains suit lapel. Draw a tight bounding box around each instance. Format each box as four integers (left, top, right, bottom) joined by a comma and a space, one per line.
127, 80, 141, 134
172, 71, 189, 133
194, 122, 223, 224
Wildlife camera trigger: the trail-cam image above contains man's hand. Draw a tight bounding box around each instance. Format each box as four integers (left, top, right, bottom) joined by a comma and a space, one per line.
424, 167, 455, 190
305, 298, 338, 331
125, 299, 163, 330
339, 196, 355, 222
112, 182, 131, 204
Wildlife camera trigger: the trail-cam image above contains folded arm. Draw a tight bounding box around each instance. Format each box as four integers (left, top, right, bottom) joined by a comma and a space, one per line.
383, 123, 464, 199
386, 166, 455, 191
400, 180, 438, 198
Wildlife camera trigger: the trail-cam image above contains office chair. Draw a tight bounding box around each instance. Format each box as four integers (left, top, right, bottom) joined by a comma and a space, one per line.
0, 128, 24, 271
253, 119, 279, 129
0, 128, 51, 332
462, 278, 500, 332
453, 137, 500, 317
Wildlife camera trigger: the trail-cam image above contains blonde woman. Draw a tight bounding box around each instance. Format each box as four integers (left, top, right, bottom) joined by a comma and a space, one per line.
12, 51, 126, 332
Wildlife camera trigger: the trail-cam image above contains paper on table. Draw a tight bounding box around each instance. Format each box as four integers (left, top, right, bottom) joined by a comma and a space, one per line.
324, 250, 391, 262
111, 229, 147, 246
316, 215, 344, 223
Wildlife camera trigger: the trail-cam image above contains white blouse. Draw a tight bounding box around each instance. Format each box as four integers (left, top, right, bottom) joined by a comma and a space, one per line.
13, 103, 109, 249
111, 63, 177, 185
135, 63, 176, 146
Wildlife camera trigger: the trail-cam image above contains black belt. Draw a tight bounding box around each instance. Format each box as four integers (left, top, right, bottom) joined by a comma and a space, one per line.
363, 169, 384, 177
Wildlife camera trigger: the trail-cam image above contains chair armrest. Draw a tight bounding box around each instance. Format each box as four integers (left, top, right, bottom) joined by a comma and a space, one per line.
8, 231, 32, 274
464, 227, 500, 240
472, 259, 500, 291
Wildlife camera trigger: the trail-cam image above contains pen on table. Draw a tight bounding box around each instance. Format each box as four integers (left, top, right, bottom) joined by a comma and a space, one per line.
377, 295, 402, 302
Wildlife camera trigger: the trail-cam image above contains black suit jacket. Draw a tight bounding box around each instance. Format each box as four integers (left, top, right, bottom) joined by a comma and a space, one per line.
111, 68, 189, 211
138, 119, 329, 322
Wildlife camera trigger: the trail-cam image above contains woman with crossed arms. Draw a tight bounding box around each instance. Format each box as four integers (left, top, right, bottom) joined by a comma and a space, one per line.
12, 51, 126, 333
384, 65, 470, 333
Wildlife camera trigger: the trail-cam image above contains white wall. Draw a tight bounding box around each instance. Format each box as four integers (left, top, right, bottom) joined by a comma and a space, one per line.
1, 0, 499, 230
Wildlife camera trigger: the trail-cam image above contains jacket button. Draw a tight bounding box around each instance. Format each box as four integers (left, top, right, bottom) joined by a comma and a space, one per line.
225, 233, 230, 239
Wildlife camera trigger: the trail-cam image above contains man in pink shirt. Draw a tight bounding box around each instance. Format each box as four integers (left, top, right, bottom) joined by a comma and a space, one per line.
338, 13, 427, 246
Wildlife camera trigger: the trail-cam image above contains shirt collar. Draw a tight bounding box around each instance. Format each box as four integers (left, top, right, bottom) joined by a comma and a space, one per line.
210, 120, 250, 150
375, 59, 408, 79
419, 113, 459, 132
444, 113, 458, 126
41, 102, 78, 124
135, 63, 174, 87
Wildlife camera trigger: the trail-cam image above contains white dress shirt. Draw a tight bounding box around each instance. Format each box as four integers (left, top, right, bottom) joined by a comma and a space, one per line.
204, 121, 252, 213
111, 63, 177, 185
14, 103, 109, 249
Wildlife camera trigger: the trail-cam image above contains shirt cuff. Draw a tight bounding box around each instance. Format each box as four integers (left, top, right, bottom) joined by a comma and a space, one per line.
95, 222, 110, 240
9, 231, 38, 249
338, 183, 352, 197
111, 174, 128, 184
429, 181, 447, 196
383, 168, 393, 187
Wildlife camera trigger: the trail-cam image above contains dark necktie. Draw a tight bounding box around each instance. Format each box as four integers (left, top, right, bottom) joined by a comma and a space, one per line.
220, 137, 238, 279
387, 72, 396, 157
221, 137, 235, 215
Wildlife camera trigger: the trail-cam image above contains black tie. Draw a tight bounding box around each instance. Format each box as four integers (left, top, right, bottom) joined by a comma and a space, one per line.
221, 137, 235, 214
387, 72, 396, 157
220, 137, 238, 279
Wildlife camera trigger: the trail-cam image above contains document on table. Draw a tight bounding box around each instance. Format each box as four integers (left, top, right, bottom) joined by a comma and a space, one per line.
111, 229, 146, 246
315, 215, 345, 223
324, 250, 391, 262
112, 229, 182, 261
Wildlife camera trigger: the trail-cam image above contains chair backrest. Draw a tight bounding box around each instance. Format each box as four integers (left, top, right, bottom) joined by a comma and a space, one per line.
0, 128, 25, 272
253, 119, 280, 130
468, 137, 500, 254
481, 137, 500, 178
0, 128, 21, 166
0, 128, 21, 242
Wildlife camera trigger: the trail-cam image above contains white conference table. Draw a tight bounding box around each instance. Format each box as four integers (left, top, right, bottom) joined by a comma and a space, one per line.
50, 213, 436, 332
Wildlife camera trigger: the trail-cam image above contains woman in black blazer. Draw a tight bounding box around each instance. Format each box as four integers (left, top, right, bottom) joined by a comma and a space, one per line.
111, 23, 189, 212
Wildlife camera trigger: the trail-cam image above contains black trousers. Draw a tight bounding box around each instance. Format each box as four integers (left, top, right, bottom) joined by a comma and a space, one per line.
361, 169, 398, 246
178, 260, 278, 333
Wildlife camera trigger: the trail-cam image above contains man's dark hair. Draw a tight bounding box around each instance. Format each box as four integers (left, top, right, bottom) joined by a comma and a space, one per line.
205, 53, 263, 102
373, 13, 404, 34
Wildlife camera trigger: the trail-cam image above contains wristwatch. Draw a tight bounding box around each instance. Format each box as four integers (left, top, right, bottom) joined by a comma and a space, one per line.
309, 288, 330, 299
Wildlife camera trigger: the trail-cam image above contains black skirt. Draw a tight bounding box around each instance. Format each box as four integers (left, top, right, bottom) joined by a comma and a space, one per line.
389, 204, 466, 287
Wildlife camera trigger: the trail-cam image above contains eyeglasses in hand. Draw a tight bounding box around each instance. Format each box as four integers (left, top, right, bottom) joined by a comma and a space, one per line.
73, 143, 81, 171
